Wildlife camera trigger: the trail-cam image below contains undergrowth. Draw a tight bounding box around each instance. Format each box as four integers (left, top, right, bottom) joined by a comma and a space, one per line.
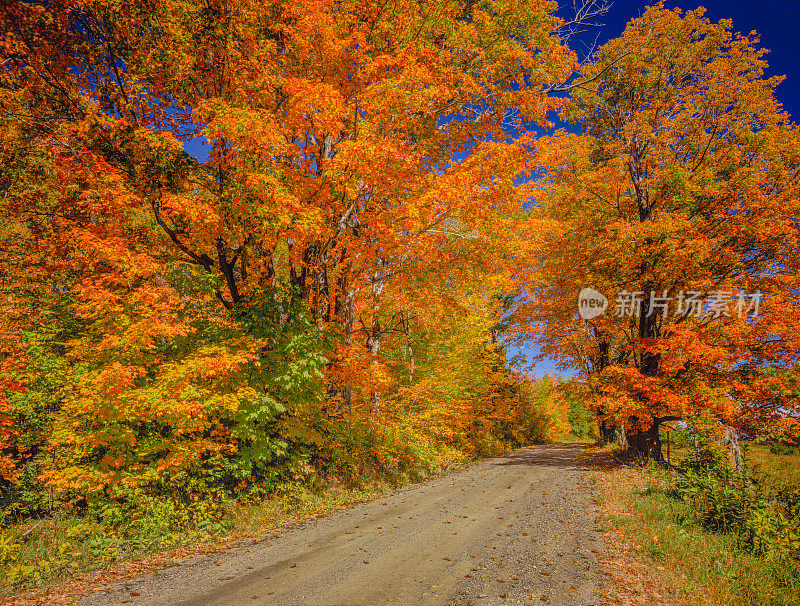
609, 438, 800, 606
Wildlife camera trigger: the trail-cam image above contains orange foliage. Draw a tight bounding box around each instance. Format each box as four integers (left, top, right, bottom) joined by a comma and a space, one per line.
0, 0, 580, 493
512, 5, 800, 445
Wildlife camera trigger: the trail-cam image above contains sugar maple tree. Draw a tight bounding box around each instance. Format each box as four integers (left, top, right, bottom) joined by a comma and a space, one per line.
0, 0, 590, 496
513, 4, 800, 456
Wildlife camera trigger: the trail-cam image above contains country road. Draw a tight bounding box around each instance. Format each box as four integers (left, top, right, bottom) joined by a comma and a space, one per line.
78, 444, 605, 606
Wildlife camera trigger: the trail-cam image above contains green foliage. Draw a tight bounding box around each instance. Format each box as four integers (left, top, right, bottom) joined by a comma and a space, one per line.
232, 284, 331, 402
628, 480, 799, 605
0, 520, 88, 593
769, 443, 800, 456
205, 284, 332, 496
744, 506, 800, 558
84, 483, 230, 555
665, 425, 800, 598
1, 318, 74, 523
567, 397, 597, 441
676, 466, 755, 534
664, 425, 693, 449
675, 452, 800, 574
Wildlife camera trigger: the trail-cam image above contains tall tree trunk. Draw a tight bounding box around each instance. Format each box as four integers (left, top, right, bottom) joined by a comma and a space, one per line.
615, 424, 628, 449
599, 417, 618, 444
368, 277, 384, 419
403, 310, 414, 383
330, 282, 356, 416
626, 136, 668, 459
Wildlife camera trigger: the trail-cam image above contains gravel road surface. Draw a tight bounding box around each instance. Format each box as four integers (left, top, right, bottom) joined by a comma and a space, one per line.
78, 444, 604, 606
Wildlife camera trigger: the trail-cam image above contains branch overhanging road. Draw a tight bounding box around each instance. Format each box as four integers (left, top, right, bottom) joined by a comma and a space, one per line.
78, 444, 605, 606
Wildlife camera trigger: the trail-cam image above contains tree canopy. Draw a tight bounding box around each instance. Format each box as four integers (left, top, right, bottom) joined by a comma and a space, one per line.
512, 4, 800, 454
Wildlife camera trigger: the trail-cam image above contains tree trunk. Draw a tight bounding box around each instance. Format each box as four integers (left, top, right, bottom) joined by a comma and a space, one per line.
599, 418, 617, 443
330, 285, 356, 416
368, 277, 384, 419
403, 311, 414, 383
614, 424, 628, 449
625, 416, 680, 461
723, 425, 743, 469
368, 314, 382, 419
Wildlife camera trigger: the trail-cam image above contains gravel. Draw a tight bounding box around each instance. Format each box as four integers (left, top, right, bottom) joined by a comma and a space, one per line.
77, 444, 604, 606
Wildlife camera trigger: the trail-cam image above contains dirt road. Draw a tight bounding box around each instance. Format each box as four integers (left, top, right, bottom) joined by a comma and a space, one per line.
78, 444, 604, 606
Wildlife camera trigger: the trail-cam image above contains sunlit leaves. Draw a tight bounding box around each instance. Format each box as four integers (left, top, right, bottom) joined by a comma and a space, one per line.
513, 4, 800, 440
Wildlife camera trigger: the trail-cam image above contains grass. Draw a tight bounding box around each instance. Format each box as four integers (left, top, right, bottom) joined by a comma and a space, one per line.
0, 474, 450, 603
594, 444, 800, 606
748, 445, 800, 488
627, 481, 795, 604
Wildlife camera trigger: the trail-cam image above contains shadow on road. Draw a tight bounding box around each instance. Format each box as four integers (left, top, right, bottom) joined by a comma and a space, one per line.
495, 443, 592, 469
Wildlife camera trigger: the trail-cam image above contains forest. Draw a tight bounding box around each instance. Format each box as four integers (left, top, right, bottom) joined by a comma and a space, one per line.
0, 0, 799, 599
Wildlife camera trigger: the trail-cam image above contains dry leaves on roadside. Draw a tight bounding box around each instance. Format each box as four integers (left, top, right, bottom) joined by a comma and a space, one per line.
592, 463, 687, 606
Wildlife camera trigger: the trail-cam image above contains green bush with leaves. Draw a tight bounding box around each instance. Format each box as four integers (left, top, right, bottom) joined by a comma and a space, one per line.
675, 446, 800, 572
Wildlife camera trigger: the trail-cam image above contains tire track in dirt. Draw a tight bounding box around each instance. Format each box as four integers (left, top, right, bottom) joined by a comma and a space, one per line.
78, 444, 605, 606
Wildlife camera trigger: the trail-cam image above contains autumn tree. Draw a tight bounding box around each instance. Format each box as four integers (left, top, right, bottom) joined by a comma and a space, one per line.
0, 0, 609, 498
512, 4, 800, 458
0, 0, 579, 378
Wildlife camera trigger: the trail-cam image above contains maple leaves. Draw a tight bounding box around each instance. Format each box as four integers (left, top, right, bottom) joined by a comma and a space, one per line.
0, 334, 26, 484
513, 4, 800, 454
4, 0, 576, 485
0, 0, 796, 519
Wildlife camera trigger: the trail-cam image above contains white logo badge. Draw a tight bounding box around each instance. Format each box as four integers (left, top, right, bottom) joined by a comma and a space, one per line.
578, 287, 608, 320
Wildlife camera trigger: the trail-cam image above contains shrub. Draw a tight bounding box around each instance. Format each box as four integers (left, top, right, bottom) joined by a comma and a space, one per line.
675, 449, 800, 569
